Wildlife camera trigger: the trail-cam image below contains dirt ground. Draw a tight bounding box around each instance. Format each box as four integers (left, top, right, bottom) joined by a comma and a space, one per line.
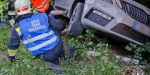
0, 52, 7, 62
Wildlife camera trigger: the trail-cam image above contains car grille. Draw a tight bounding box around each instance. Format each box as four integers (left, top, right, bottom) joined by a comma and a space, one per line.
85, 8, 113, 27
111, 23, 150, 44
122, 1, 150, 27
102, 0, 113, 4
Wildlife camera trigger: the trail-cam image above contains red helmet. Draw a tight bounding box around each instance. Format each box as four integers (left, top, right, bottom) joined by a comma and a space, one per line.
30, 0, 50, 12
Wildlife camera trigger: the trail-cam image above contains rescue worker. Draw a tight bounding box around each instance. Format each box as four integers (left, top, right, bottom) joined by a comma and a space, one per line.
7, 0, 16, 27
30, 0, 68, 35
30, 0, 68, 16
7, 0, 65, 74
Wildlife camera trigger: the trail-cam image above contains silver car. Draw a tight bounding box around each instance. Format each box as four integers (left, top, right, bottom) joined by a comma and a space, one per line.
54, 0, 150, 45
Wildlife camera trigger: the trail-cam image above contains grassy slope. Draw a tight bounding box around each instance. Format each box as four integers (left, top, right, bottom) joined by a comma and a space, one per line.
1, 0, 146, 74
0, 26, 124, 75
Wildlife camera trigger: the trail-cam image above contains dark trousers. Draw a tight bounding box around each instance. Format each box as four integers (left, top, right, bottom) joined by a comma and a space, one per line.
39, 30, 65, 64
8, 15, 15, 20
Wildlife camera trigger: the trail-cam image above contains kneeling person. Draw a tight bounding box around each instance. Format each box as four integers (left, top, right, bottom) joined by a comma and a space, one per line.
7, 0, 65, 74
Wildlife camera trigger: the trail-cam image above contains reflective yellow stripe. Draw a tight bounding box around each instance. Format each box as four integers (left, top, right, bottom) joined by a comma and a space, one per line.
15, 27, 20, 32
12, 19, 15, 24
15, 27, 22, 35
8, 10, 15, 12
8, 49, 17, 53
8, 11, 16, 15
9, 19, 15, 27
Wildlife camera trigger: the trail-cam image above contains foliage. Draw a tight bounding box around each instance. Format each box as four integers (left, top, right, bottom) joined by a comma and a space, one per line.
0, 0, 9, 22
125, 42, 150, 74
0, 28, 124, 75
125, 42, 150, 60
0, 26, 11, 52
1, 0, 150, 74
68, 28, 124, 75
145, 64, 150, 74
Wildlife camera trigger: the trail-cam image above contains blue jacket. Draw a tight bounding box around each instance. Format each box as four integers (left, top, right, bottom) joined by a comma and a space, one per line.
8, 13, 64, 56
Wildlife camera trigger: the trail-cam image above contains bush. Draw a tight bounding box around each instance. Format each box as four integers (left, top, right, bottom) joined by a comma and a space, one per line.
125, 42, 150, 61
125, 42, 150, 74
0, 28, 124, 75
0, 26, 11, 52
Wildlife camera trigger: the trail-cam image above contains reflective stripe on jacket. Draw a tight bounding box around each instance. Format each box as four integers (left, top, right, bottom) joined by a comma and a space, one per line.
19, 13, 59, 56
8, 11, 16, 15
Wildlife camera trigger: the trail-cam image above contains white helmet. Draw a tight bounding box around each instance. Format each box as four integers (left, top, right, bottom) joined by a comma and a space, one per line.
15, 0, 31, 15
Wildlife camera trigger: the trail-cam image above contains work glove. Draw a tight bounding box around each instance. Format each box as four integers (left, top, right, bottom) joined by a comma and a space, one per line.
7, 54, 16, 62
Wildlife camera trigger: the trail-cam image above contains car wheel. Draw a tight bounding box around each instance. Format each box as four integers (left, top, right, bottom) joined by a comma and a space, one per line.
67, 2, 84, 37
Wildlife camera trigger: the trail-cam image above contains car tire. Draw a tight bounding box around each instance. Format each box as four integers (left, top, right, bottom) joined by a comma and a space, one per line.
67, 2, 84, 37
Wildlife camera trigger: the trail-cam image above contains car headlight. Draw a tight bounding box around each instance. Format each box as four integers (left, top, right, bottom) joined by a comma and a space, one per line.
115, 0, 122, 8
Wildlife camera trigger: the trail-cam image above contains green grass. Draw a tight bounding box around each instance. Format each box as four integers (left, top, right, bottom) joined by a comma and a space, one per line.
0, 27, 124, 75
0, 0, 150, 74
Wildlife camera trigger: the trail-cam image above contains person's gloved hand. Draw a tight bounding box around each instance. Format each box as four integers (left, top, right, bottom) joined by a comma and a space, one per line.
7, 54, 16, 62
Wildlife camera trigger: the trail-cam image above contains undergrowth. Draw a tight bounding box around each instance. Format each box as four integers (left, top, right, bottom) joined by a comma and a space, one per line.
0, 27, 124, 75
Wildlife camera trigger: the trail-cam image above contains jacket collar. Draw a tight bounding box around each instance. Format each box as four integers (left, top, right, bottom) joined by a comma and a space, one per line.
15, 13, 33, 22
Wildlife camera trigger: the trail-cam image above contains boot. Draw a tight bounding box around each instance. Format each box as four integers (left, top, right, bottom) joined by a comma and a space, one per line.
68, 44, 76, 59
46, 62, 65, 74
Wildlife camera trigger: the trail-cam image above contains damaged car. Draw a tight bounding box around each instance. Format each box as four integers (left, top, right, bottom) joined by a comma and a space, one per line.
54, 0, 150, 45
